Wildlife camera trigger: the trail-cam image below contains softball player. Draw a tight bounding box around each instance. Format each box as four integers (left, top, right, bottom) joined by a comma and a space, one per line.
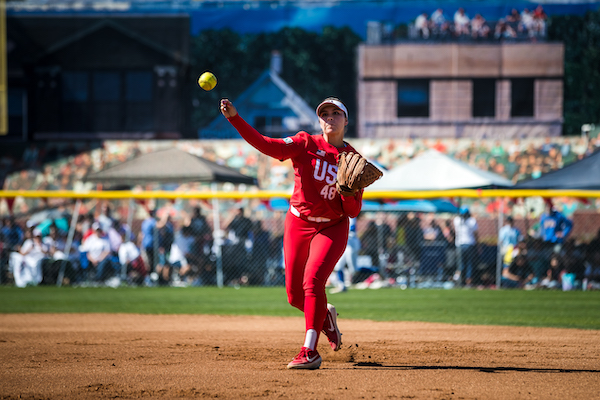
221, 97, 363, 370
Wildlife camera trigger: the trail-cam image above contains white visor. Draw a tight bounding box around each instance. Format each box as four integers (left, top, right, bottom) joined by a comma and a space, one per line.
316, 99, 348, 119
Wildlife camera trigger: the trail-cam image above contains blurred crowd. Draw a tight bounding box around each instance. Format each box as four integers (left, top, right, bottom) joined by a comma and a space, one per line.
1, 133, 600, 290
0, 201, 287, 288
412, 6, 548, 41
2, 197, 599, 292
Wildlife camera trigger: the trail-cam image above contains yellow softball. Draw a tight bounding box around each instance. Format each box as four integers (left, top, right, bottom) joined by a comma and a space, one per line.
198, 71, 217, 91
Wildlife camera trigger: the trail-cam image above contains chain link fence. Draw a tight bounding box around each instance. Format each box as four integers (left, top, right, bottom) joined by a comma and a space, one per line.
2, 195, 599, 291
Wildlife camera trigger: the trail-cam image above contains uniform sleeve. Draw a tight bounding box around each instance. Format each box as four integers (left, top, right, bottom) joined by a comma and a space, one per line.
227, 114, 304, 160
340, 189, 363, 218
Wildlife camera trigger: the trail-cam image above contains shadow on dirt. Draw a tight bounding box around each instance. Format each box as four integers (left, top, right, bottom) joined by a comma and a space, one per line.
353, 362, 600, 374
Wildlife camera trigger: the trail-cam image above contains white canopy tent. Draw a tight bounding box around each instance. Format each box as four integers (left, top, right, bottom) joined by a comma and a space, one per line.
368, 149, 514, 191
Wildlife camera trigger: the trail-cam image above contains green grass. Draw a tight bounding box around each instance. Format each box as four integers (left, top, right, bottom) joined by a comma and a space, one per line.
1, 286, 599, 329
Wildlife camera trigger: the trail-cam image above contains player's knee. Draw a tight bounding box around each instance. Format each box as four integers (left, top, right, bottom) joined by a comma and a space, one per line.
287, 291, 304, 310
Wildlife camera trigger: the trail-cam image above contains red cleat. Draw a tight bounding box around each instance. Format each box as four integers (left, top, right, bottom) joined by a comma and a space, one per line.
287, 347, 322, 370
322, 303, 342, 351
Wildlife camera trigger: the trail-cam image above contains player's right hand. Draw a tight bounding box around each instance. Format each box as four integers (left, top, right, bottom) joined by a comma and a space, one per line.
220, 99, 238, 118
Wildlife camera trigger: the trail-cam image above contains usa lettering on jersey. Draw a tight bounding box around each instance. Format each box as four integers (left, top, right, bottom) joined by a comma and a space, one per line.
313, 159, 337, 184
313, 159, 338, 200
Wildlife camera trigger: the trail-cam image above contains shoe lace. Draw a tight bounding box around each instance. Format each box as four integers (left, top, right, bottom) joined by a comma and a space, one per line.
297, 347, 309, 359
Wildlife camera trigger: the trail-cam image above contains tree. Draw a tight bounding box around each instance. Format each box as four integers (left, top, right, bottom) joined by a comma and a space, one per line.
190, 26, 361, 137
549, 9, 600, 136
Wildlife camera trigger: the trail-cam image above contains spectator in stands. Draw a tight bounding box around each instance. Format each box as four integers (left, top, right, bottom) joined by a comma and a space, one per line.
165, 224, 195, 286
520, 8, 534, 36
505, 8, 521, 35
103, 218, 123, 260
181, 206, 213, 285
470, 14, 490, 39
401, 212, 424, 268
561, 238, 587, 288
501, 254, 535, 288
154, 214, 175, 285
532, 5, 548, 38
79, 222, 114, 283
499, 216, 522, 267
118, 229, 147, 285
422, 214, 443, 243
453, 206, 478, 286
430, 8, 446, 35
1, 216, 24, 282
12, 227, 48, 287
187, 206, 210, 239
415, 12, 430, 39
1, 216, 24, 254
539, 253, 564, 289
249, 220, 270, 286
223, 206, 253, 285
494, 19, 517, 39
362, 213, 393, 276
42, 223, 76, 285
537, 202, 573, 252
140, 209, 171, 277
453, 8, 470, 36
513, 162, 530, 184
588, 227, 600, 251
81, 213, 95, 242
583, 248, 600, 290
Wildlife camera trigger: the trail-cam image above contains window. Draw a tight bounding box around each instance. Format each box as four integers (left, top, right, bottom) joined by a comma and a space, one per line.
472, 79, 496, 117
397, 79, 429, 117
62, 72, 89, 102
60, 70, 154, 132
511, 78, 534, 117
254, 116, 283, 136
254, 116, 266, 132
8, 88, 26, 137
93, 72, 120, 101
126, 71, 153, 102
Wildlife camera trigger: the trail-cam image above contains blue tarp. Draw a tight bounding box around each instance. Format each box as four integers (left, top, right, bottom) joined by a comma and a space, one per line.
8, 1, 600, 39
362, 199, 458, 213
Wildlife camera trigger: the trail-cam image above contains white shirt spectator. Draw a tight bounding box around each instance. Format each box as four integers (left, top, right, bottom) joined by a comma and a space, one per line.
79, 232, 111, 262
431, 8, 445, 27
118, 241, 141, 266
43, 236, 67, 260
520, 9, 534, 32
453, 215, 478, 246
168, 231, 195, 267
454, 8, 470, 35
20, 237, 49, 265
415, 13, 430, 38
106, 226, 123, 253
12, 232, 48, 287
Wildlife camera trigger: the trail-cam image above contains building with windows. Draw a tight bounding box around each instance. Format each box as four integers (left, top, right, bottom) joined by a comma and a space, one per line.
6, 15, 190, 141
357, 42, 564, 139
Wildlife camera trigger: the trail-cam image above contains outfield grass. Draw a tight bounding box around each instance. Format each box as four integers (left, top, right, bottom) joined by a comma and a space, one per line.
1, 286, 599, 329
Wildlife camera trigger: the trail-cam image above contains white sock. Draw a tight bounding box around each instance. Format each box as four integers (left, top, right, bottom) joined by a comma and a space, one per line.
303, 329, 318, 350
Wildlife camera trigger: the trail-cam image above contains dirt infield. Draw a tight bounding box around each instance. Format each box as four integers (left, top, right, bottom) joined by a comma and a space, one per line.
1, 314, 599, 399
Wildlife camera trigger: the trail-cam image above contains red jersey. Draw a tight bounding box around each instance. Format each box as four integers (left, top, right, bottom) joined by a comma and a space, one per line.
228, 114, 362, 220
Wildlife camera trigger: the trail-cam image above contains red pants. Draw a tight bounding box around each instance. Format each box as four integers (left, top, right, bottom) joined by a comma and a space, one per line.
283, 212, 349, 344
